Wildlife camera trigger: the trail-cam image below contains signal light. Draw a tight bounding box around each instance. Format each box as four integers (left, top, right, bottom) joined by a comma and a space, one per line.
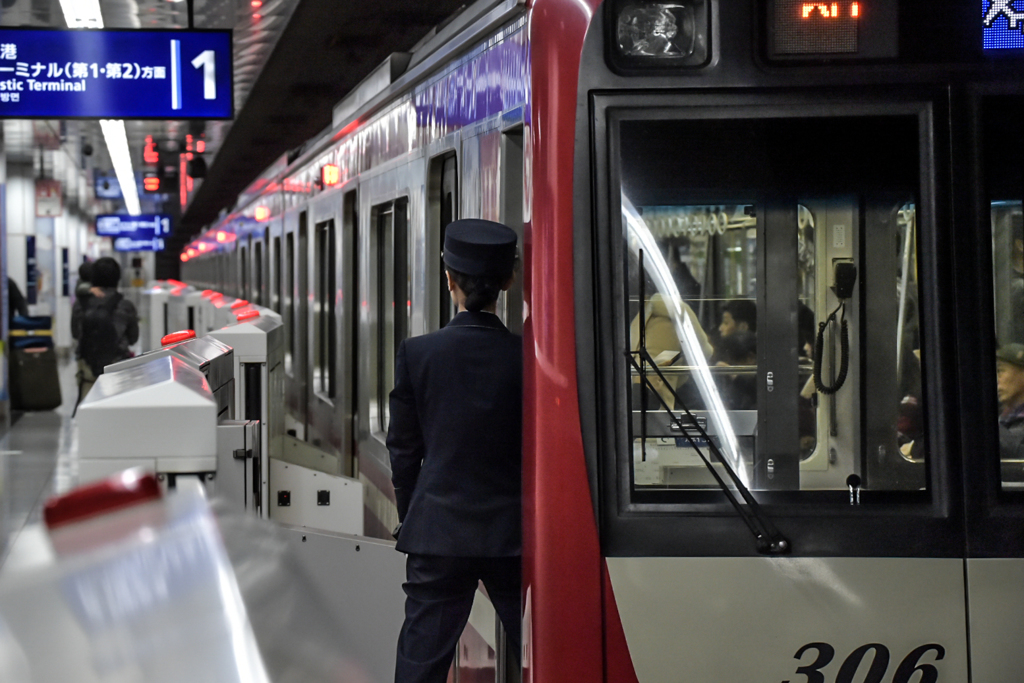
187, 248, 197, 258
143, 176, 161, 192
180, 253, 189, 262
198, 242, 208, 252
321, 164, 341, 187
254, 206, 270, 221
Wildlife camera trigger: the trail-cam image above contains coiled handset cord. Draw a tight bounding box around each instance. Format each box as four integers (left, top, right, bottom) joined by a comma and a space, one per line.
813, 300, 849, 395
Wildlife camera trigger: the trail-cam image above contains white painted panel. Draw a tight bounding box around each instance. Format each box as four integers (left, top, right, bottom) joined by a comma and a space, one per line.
966, 558, 1024, 683
608, 556, 967, 683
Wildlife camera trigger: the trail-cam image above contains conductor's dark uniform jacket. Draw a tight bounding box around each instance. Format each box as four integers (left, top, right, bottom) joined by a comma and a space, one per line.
387, 309, 522, 557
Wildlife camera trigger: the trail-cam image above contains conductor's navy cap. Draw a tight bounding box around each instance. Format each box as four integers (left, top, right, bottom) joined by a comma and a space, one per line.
443, 219, 517, 277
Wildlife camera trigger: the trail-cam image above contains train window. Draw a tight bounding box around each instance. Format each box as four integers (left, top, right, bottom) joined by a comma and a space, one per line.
984, 97, 1024, 489
429, 152, 459, 329
240, 244, 249, 301
285, 231, 295, 375
314, 219, 336, 399
254, 238, 264, 307
607, 110, 928, 496
272, 235, 281, 314
370, 198, 410, 433
499, 128, 524, 334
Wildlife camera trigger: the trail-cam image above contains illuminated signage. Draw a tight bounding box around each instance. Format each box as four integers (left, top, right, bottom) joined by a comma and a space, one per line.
0, 28, 232, 119
96, 213, 170, 252
321, 164, 340, 187
984, 0, 1024, 49
768, 0, 896, 59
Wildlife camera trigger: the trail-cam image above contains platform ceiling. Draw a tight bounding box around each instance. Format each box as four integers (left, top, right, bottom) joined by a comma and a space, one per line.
171, 0, 471, 254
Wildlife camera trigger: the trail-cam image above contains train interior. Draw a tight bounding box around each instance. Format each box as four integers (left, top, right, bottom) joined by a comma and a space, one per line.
620, 113, 927, 493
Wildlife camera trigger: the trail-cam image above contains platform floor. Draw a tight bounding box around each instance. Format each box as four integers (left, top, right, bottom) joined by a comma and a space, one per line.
1, 357, 79, 570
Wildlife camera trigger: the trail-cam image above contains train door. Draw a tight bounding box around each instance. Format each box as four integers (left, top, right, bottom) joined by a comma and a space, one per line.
961, 92, 1024, 680
428, 151, 459, 329
358, 193, 411, 535
589, 95, 966, 681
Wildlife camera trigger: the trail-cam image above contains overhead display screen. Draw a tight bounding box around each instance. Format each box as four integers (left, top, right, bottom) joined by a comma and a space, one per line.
767, 0, 897, 59
96, 214, 170, 252
0, 29, 232, 119
984, 0, 1024, 49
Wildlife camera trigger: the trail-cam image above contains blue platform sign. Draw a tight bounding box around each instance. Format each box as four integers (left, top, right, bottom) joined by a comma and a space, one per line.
0, 29, 232, 119
96, 214, 170, 252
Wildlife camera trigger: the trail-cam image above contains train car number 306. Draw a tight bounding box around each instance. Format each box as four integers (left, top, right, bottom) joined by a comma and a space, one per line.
782, 642, 945, 683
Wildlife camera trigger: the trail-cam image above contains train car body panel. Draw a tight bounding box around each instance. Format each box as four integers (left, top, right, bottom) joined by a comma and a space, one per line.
608, 556, 966, 682
966, 558, 1024, 682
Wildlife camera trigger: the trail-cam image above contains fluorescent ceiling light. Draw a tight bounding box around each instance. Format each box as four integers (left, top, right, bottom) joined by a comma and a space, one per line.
100, 120, 141, 215
61, 1, 141, 216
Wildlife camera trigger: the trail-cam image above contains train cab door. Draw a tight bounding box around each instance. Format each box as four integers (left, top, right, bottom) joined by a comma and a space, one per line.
588, 95, 967, 681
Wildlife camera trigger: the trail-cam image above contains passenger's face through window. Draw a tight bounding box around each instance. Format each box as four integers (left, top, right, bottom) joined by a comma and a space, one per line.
997, 360, 1024, 412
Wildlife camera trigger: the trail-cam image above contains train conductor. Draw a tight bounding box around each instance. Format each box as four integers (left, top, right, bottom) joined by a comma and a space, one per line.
387, 219, 523, 683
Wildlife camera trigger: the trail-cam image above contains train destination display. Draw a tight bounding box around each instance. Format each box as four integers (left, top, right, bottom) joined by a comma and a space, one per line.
96, 214, 170, 252
0, 29, 231, 118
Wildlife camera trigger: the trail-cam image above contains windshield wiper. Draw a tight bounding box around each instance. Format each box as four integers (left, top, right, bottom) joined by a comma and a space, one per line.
629, 249, 789, 555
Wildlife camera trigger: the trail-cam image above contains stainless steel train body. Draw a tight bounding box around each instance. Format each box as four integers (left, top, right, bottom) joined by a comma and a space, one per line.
181, 0, 1024, 680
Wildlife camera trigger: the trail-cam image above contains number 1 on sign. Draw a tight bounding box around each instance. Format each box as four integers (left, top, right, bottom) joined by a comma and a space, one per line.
191, 50, 216, 100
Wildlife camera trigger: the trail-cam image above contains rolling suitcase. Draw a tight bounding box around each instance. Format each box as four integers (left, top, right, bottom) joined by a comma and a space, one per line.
10, 338, 62, 411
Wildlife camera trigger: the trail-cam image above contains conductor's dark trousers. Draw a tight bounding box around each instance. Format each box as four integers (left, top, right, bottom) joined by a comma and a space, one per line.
394, 554, 522, 683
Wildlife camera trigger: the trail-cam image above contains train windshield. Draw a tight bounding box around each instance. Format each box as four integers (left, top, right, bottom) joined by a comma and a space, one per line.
613, 113, 927, 494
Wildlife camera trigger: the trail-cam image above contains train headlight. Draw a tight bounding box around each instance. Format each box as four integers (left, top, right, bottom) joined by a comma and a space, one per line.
609, 1, 709, 70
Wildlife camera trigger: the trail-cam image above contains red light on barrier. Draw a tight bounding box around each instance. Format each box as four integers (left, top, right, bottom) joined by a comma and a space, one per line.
201, 289, 213, 297
322, 164, 341, 187
162, 330, 196, 345
44, 469, 161, 530
230, 299, 249, 310
187, 248, 197, 258
198, 243, 208, 252
180, 253, 189, 262
236, 309, 261, 322
254, 206, 270, 221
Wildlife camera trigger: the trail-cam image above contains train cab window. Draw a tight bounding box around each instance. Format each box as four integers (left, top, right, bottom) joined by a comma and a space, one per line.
370, 198, 410, 433
605, 109, 929, 496
314, 219, 337, 399
984, 97, 1024, 489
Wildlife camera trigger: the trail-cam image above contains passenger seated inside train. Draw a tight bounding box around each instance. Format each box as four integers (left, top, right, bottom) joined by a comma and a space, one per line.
717, 299, 756, 341
630, 292, 713, 410
713, 330, 757, 410
996, 343, 1024, 466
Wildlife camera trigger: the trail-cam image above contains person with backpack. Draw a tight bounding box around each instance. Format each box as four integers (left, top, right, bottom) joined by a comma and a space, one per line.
71, 257, 139, 409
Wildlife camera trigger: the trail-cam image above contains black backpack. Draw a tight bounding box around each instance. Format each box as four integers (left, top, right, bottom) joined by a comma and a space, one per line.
79, 292, 124, 376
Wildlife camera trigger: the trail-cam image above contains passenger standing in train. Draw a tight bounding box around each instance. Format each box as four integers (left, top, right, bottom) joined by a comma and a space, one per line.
72, 257, 139, 407
387, 219, 522, 683
996, 343, 1024, 462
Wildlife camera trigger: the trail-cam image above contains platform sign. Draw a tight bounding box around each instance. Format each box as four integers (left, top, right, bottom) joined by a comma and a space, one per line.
96, 214, 170, 252
0, 29, 232, 119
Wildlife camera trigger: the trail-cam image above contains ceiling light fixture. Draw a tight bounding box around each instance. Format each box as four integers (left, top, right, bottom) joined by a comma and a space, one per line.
59, 0, 141, 216
99, 120, 142, 215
